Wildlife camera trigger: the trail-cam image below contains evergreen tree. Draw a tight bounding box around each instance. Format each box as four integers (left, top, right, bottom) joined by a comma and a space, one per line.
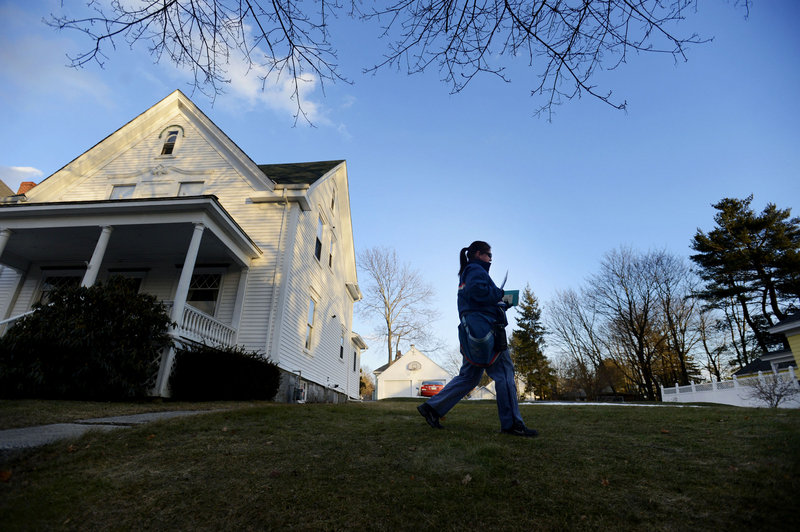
510, 285, 556, 399
690, 196, 800, 352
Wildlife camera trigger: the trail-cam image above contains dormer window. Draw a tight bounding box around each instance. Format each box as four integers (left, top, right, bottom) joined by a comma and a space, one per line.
161, 130, 179, 155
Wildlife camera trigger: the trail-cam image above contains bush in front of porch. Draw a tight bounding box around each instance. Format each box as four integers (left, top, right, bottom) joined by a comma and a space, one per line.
169, 343, 280, 401
0, 277, 173, 400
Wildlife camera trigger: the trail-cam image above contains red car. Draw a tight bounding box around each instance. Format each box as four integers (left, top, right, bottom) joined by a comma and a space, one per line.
420, 380, 445, 397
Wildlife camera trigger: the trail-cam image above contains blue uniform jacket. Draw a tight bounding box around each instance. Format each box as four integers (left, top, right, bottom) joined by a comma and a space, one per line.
458, 259, 506, 340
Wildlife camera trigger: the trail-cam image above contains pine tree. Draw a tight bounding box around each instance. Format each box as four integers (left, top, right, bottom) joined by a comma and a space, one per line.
690, 196, 800, 352
510, 285, 556, 399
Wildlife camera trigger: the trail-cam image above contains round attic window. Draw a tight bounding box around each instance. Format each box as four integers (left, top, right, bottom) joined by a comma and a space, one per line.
407, 361, 422, 371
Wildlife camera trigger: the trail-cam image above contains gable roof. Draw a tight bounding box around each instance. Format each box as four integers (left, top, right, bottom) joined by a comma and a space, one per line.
0, 180, 13, 197
26, 90, 275, 201
374, 346, 449, 380
258, 161, 345, 186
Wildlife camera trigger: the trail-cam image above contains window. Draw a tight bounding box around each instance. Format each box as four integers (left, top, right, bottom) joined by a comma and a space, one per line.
39, 275, 81, 304
353, 351, 357, 372
178, 181, 205, 196
161, 130, 180, 155
329, 238, 335, 269
305, 299, 316, 349
314, 217, 323, 261
340, 334, 345, 359
331, 189, 336, 212
107, 270, 148, 293
186, 273, 221, 316
110, 185, 135, 199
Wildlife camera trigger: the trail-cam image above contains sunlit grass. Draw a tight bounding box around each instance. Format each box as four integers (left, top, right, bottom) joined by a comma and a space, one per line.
1, 400, 798, 530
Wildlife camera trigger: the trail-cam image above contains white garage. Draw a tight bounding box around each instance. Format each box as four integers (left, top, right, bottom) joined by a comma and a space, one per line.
373, 345, 450, 400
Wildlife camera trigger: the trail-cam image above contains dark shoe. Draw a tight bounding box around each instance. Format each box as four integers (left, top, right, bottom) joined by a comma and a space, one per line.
501, 422, 538, 438
417, 403, 443, 429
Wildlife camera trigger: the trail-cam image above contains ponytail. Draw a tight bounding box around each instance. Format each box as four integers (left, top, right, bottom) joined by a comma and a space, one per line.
458, 240, 491, 276
458, 247, 470, 276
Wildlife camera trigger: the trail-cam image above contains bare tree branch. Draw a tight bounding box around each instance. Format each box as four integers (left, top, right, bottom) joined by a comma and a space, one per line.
48, 1, 749, 121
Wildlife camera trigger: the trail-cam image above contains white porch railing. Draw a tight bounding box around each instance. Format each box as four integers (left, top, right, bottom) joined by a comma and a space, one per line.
163, 302, 236, 347
2, 304, 236, 347
0, 310, 35, 335
661, 367, 800, 408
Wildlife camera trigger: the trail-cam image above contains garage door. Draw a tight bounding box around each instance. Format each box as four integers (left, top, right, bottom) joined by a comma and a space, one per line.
382, 379, 413, 398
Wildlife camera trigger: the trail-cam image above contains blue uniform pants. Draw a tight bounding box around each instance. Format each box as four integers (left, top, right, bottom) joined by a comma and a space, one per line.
424, 349, 524, 430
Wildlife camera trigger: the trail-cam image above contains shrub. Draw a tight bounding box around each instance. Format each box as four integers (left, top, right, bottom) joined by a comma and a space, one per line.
0, 277, 173, 400
169, 343, 281, 401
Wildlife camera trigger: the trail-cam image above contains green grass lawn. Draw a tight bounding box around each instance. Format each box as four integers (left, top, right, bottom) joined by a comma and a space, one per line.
1, 399, 798, 530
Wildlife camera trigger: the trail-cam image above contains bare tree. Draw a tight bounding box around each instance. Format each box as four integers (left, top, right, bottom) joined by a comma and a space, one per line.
439, 346, 464, 377
47, 1, 749, 121
589, 248, 666, 400
696, 309, 731, 381
548, 288, 610, 399
652, 252, 701, 385
357, 247, 439, 365
744, 372, 800, 408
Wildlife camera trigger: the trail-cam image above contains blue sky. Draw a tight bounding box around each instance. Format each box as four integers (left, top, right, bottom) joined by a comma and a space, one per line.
1, 1, 798, 371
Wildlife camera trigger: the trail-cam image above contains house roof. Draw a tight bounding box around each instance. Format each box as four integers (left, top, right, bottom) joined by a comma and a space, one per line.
0, 180, 13, 197
258, 161, 344, 186
733, 350, 797, 376
373, 361, 392, 375
769, 312, 800, 335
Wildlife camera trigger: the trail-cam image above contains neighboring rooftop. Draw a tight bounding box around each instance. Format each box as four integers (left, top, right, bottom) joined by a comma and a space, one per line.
258, 160, 344, 186
733, 349, 797, 377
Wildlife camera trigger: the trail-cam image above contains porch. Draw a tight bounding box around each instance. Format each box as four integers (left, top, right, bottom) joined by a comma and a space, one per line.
0, 196, 261, 395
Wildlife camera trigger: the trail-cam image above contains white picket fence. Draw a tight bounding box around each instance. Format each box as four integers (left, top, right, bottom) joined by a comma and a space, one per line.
661, 367, 800, 408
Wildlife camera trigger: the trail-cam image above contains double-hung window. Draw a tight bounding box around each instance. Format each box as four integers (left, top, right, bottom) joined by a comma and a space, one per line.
178, 181, 204, 196
186, 273, 221, 316
314, 217, 323, 261
110, 185, 135, 199
305, 298, 316, 350
38, 275, 81, 304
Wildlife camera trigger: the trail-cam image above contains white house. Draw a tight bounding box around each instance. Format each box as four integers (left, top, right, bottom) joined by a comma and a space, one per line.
468, 377, 537, 401
373, 345, 450, 399
0, 90, 367, 402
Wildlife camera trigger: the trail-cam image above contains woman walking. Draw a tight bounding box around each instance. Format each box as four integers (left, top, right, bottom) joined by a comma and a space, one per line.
417, 241, 538, 437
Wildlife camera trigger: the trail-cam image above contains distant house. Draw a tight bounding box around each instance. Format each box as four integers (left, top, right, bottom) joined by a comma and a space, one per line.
373, 345, 449, 399
733, 350, 796, 378
0, 180, 13, 198
0, 90, 367, 401
733, 314, 800, 378
768, 314, 800, 368
662, 314, 800, 408
468, 377, 537, 401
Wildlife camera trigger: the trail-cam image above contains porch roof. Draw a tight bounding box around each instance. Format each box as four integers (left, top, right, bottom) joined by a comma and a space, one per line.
0, 196, 261, 271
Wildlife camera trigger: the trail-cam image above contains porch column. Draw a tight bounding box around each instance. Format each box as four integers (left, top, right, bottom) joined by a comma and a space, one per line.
170, 223, 205, 325
81, 225, 113, 287
0, 228, 11, 259
231, 267, 249, 343
155, 223, 205, 396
